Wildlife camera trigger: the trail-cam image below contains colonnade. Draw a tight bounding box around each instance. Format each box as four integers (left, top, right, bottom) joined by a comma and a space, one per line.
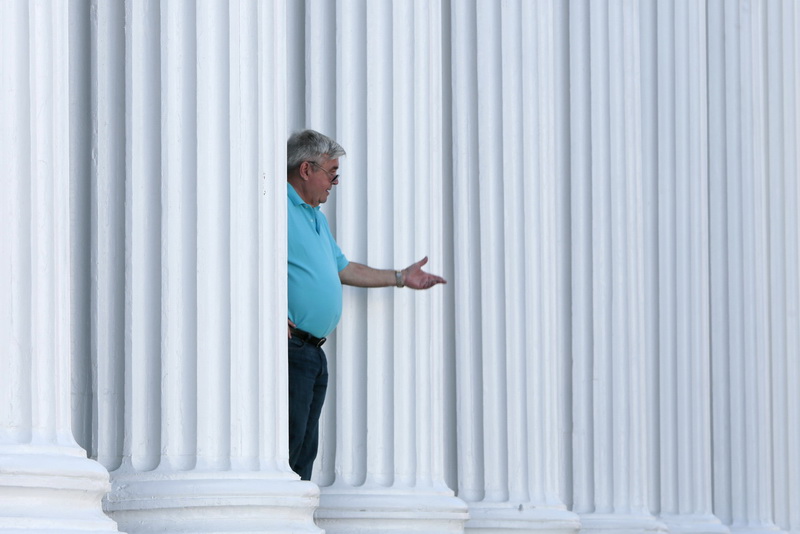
2, 1, 799, 533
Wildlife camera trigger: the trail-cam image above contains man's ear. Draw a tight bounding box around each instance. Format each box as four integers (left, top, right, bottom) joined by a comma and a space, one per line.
299, 161, 310, 180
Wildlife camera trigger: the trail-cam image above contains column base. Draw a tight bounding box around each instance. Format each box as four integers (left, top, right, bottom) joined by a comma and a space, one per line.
464, 501, 581, 533
0, 449, 120, 532
660, 513, 730, 534
579, 512, 667, 534
316, 482, 469, 533
728, 522, 783, 534
105, 468, 322, 533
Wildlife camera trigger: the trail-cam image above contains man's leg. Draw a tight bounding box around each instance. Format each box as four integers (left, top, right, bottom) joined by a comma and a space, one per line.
294, 354, 328, 480
287, 338, 328, 480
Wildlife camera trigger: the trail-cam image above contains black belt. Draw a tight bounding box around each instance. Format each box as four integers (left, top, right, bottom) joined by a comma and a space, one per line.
290, 327, 327, 347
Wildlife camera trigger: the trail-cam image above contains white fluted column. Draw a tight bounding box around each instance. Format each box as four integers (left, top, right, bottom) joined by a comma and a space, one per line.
450, 1, 579, 532
641, 1, 728, 532
70, 1, 321, 532
764, 3, 800, 533
707, 1, 781, 533
569, 2, 663, 532
298, 1, 468, 532
0, 1, 119, 531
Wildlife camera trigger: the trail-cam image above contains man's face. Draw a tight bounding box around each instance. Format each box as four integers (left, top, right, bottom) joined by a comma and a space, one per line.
305, 157, 339, 206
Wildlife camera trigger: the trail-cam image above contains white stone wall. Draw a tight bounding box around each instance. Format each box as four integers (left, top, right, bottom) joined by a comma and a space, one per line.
1, 1, 799, 533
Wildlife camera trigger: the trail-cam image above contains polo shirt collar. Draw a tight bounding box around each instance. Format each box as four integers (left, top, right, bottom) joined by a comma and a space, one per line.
288, 182, 319, 210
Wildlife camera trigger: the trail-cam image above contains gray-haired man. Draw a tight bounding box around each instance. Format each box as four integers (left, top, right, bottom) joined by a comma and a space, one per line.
285, 129, 446, 479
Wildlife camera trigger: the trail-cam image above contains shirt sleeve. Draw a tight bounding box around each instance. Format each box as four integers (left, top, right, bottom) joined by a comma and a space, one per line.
323, 223, 348, 271
331, 236, 349, 271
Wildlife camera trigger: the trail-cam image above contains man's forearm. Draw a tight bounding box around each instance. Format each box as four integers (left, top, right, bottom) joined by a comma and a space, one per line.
339, 262, 402, 288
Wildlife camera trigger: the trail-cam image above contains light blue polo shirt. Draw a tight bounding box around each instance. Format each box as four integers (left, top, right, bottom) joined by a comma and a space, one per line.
287, 183, 349, 338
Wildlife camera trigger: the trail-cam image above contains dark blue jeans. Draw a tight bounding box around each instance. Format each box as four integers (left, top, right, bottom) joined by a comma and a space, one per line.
287, 336, 328, 480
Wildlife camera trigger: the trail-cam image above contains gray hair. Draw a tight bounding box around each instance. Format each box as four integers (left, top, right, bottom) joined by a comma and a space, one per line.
287, 129, 346, 173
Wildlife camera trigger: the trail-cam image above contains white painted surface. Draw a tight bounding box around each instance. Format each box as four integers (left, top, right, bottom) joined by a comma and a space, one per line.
71, 1, 322, 533
2, 1, 799, 533
1, 1, 119, 531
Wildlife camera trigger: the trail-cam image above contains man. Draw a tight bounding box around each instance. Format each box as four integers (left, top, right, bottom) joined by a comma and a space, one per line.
286, 129, 446, 480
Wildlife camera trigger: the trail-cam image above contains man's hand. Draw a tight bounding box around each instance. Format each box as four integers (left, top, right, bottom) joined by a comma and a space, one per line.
402, 256, 447, 290
288, 318, 296, 338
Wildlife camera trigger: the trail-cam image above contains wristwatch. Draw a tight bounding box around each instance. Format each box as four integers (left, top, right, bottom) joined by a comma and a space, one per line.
395, 270, 405, 288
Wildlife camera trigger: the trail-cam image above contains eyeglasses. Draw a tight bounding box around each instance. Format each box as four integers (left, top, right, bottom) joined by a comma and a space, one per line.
308, 161, 339, 184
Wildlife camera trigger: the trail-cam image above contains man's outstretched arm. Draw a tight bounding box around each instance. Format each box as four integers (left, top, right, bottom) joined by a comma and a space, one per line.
339, 256, 446, 290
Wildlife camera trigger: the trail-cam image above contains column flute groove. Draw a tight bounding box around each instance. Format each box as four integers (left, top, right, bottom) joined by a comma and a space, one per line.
159, 0, 197, 474
125, 0, 162, 474
452, 0, 485, 509
363, 0, 394, 490
391, 0, 415, 489
304, 0, 339, 484
765, 1, 800, 533
93, 0, 127, 472
331, 0, 369, 490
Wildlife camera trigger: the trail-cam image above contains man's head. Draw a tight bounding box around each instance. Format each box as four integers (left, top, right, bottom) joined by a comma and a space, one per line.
287, 130, 346, 207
